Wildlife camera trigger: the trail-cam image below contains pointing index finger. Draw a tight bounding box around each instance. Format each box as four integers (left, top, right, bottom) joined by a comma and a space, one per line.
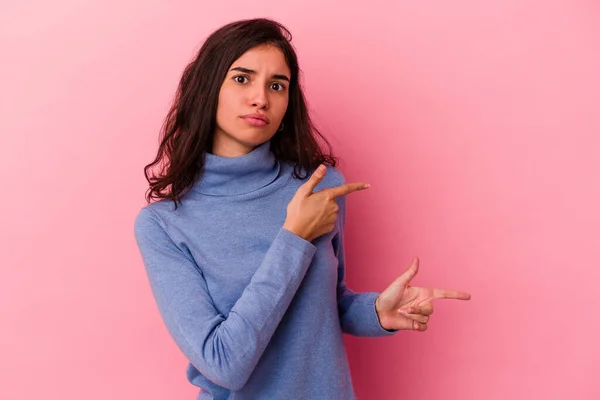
327, 182, 370, 199
432, 288, 471, 300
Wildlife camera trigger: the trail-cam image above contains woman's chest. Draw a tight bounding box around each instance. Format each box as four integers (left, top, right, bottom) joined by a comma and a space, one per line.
175, 202, 340, 315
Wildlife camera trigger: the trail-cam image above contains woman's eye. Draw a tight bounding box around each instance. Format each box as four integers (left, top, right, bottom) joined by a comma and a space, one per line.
234, 75, 249, 84
271, 83, 286, 91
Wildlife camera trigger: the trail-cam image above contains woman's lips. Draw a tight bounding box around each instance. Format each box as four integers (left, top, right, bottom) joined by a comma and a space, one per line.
241, 116, 268, 127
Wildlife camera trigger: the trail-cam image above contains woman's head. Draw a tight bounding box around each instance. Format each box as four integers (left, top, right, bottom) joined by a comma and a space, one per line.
214, 42, 290, 156
144, 18, 337, 208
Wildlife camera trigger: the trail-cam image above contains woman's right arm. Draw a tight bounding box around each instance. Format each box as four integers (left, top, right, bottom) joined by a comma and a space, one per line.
133, 207, 316, 391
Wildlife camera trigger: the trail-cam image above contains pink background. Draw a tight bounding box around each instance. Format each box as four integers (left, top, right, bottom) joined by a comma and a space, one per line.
2, 1, 599, 399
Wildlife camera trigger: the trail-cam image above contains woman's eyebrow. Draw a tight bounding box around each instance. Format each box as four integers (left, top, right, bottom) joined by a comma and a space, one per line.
230, 66, 290, 82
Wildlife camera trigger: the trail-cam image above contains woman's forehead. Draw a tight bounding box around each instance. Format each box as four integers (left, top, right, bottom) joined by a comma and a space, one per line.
230, 45, 290, 75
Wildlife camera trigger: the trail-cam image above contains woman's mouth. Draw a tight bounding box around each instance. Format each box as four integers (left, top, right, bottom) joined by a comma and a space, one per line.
241, 116, 268, 127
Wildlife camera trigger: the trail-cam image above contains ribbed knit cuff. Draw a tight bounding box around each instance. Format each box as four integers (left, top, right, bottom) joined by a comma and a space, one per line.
277, 227, 317, 259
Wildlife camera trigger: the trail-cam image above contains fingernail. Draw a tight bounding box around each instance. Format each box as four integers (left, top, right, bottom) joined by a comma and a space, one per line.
363, 183, 370, 189
318, 164, 326, 173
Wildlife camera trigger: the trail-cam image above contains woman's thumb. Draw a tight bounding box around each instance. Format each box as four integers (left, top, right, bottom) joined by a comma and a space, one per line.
390, 257, 420, 290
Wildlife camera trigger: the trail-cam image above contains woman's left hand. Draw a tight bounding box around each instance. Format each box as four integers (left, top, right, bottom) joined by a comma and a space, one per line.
375, 257, 471, 332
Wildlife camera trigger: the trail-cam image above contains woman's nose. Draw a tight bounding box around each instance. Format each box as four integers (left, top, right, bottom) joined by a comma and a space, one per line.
250, 86, 269, 109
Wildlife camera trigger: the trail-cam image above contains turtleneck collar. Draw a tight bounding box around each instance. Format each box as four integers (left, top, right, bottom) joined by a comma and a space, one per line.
191, 139, 281, 196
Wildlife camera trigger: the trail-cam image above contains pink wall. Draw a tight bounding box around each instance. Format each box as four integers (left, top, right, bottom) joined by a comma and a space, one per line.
2, 1, 598, 399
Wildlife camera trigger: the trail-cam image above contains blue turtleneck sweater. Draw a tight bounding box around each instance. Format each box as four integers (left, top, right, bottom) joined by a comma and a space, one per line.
133, 140, 398, 400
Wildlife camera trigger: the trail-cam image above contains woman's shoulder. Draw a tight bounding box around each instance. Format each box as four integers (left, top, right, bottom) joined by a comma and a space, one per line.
133, 197, 184, 234
323, 164, 346, 186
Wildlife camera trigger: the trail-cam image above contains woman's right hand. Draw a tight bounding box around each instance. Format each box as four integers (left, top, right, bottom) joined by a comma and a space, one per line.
282, 164, 370, 242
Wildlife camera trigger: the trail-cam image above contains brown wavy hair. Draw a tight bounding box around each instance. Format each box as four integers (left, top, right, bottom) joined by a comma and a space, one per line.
143, 17, 338, 209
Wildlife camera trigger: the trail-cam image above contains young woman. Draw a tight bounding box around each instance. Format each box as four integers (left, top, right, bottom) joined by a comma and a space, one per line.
134, 17, 471, 400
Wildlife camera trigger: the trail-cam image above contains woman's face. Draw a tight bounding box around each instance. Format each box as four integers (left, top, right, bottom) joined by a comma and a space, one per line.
213, 44, 291, 157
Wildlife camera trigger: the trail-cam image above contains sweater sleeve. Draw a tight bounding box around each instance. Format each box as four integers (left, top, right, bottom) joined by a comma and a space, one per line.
133, 207, 317, 391
333, 189, 399, 337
